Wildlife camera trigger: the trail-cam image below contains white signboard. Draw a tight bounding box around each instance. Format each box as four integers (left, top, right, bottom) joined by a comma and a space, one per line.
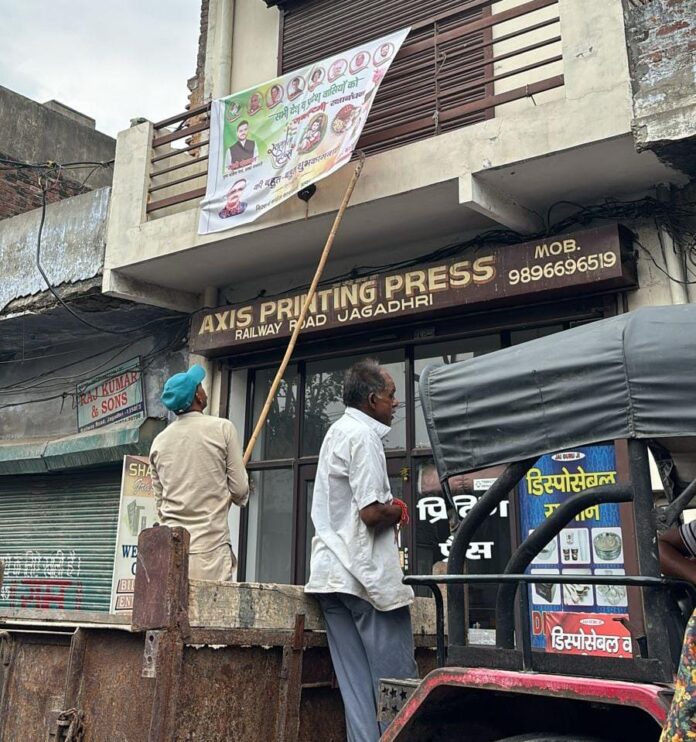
198, 27, 409, 234
110, 455, 158, 613
77, 357, 145, 432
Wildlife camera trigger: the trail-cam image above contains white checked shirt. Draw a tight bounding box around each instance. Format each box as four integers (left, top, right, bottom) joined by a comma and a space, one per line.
305, 407, 414, 611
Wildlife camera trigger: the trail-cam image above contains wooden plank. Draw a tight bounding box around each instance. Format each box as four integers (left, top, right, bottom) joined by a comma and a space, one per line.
151, 139, 210, 164
151, 154, 209, 179
0, 608, 131, 626
404, 0, 558, 58
153, 102, 211, 131
149, 169, 207, 194
152, 121, 209, 148
188, 581, 438, 634
146, 187, 207, 214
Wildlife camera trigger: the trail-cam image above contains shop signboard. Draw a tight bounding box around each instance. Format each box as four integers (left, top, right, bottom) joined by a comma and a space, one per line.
518, 444, 632, 657
416, 466, 509, 566
544, 612, 632, 659
415, 463, 510, 629
199, 28, 409, 234
110, 455, 158, 613
191, 224, 637, 354
77, 357, 145, 432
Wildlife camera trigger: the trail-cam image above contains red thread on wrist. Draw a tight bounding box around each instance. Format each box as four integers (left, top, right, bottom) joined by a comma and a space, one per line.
392, 497, 410, 525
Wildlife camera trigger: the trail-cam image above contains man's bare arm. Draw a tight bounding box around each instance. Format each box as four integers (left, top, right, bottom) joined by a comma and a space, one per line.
658, 526, 696, 583
359, 502, 402, 532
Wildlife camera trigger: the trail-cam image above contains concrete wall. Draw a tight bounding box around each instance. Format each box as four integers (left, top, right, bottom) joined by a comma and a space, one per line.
0, 188, 110, 313
622, 0, 696, 174
229, 0, 280, 93
0, 86, 115, 189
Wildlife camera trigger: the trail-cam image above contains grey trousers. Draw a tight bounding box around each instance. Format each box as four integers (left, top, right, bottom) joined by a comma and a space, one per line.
316, 593, 418, 742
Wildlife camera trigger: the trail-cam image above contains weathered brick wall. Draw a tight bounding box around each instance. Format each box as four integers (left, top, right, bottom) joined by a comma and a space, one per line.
622, 0, 696, 174
187, 0, 210, 113
0, 152, 89, 221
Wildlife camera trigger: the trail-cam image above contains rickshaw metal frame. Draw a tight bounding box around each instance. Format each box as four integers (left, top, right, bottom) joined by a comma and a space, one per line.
413, 307, 696, 687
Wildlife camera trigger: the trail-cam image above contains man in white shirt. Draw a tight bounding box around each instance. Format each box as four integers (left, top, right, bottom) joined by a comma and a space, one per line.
150, 365, 249, 582
305, 359, 417, 742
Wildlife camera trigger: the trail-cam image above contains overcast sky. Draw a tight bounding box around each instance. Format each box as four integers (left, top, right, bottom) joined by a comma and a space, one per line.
0, 0, 201, 137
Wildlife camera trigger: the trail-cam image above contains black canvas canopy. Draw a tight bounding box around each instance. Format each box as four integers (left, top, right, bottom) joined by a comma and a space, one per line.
419, 305, 696, 480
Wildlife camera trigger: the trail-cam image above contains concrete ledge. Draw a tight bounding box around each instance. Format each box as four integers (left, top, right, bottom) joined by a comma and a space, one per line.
188, 580, 438, 635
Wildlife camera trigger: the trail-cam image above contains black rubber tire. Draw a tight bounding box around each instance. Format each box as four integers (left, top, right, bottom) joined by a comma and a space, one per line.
494, 735, 609, 742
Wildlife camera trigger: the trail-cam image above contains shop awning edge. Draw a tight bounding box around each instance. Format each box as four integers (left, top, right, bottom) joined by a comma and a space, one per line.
0, 417, 165, 475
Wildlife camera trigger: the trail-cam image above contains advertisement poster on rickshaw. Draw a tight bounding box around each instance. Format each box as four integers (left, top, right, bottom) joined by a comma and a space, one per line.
518, 445, 633, 658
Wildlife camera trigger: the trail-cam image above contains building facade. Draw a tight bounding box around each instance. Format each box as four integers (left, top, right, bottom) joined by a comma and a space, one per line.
102, 0, 695, 626
0, 89, 188, 616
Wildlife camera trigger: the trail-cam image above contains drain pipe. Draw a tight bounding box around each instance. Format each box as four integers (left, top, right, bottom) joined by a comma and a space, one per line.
657, 184, 689, 305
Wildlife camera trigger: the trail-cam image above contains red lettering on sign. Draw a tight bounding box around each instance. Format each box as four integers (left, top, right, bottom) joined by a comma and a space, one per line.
9, 578, 83, 610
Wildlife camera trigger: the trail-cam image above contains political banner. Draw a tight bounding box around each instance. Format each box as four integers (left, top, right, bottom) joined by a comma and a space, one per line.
198, 27, 409, 234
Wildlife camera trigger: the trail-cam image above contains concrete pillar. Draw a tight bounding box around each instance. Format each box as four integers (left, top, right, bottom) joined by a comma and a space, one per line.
207, 0, 234, 100
191, 287, 219, 415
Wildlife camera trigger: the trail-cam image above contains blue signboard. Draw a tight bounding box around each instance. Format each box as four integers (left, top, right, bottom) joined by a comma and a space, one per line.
518, 445, 631, 656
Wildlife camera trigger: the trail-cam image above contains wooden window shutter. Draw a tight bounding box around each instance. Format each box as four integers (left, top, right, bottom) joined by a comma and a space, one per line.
280, 0, 492, 156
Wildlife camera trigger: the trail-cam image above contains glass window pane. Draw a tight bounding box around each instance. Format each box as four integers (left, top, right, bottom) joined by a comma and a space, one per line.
250, 366, 299, 461
245, 469, 294, 584
304, 480, 314, 583
510, 324, 564, 345
413, 336, 501, 449
302, 351, 405, 455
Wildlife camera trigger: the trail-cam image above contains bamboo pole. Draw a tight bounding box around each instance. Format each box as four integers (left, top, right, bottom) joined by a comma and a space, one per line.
243, 153, 366, 464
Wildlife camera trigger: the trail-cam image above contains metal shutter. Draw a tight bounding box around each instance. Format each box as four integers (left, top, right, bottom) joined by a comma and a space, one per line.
0, 469, 121, 614
280, 0, 491, 155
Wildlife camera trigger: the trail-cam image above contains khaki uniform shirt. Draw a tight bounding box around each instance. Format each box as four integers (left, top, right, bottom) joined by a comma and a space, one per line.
149, 412, 249, 556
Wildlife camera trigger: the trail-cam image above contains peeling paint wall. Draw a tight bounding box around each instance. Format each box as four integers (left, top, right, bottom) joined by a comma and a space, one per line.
0, 188, 110, 312
622, 0, 696, 173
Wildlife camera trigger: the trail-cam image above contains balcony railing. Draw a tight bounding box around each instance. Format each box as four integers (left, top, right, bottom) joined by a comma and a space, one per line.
146, 0, 563, 218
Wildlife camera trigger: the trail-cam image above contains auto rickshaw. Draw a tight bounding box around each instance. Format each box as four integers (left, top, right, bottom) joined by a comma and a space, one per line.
380, 304, 696, 742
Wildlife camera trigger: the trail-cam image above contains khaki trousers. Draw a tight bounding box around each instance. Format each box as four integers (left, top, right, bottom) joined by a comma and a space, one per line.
189, 544, 235, 582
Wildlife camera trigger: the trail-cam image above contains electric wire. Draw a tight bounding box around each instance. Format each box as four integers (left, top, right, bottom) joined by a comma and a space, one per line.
0, 322, 188, 410
228, 196, 696, 306
4, 172, 696, 404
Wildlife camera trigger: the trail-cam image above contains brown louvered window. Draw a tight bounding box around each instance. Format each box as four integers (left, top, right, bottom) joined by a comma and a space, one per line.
279, 0, 493, 156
